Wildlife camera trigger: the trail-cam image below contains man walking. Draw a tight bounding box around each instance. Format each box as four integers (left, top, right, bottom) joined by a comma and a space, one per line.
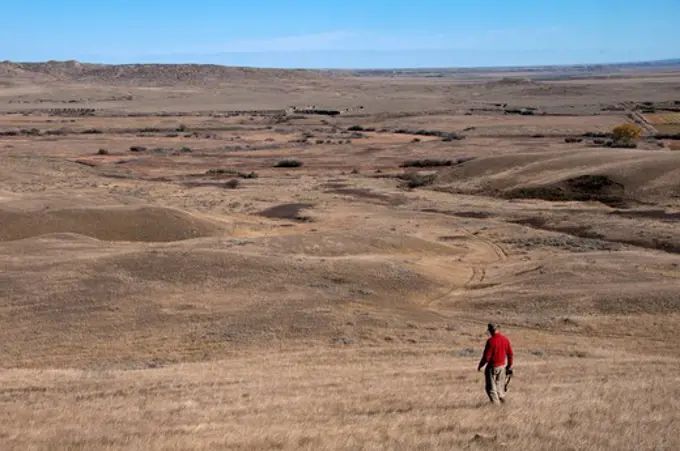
477, 323, 514, 405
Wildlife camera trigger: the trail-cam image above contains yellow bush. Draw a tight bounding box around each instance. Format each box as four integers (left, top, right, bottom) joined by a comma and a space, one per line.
612, 123, 642, 141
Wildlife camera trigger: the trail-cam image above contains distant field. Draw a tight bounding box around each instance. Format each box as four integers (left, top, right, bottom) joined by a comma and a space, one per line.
353, 114, 624, 137
654, 124, 680, 134
641, 113, 680, 134
644, 111, 680, 134
643, 112, 680, 124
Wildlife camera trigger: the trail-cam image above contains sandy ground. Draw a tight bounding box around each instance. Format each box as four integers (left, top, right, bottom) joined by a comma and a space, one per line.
1, 64, 679, 450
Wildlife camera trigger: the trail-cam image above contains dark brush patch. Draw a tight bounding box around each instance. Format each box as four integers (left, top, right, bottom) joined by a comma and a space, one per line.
257, 203, 314, 222
327, 188, 407, 206
610, 210, 680, 221
504, 174, 628, 208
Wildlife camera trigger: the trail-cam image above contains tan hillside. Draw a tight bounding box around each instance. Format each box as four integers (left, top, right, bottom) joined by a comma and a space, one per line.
0, 60, 327, 87
435, 148, 680, 203
0, 205, 224, 242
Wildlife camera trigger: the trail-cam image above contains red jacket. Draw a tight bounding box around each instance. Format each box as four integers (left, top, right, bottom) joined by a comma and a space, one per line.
479, 332, 513, 368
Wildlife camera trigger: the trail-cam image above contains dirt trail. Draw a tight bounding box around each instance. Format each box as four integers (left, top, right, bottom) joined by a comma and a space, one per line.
415, 225, 510, 312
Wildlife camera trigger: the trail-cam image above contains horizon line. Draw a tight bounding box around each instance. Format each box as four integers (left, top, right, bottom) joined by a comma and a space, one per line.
4, 56, 680, 72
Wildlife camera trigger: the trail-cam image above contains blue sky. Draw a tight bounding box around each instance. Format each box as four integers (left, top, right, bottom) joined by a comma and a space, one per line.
1, 0, 678, 68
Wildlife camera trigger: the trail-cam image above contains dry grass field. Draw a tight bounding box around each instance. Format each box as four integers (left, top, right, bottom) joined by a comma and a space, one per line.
2, 348, 678, 451
642, 112, 680, 134
1, 61, 680, 450
644, 112, 680, 124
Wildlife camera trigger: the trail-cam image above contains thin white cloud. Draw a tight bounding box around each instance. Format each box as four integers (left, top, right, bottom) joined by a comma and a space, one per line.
451, 26, 568, 51
171, 31, 360, 54
150, 27, 570, 57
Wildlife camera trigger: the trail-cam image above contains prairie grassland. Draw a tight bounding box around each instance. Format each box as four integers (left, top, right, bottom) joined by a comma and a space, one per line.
643, 112, 680, 125
654, 124, 680, 134
2, 65, 680, 451
1, 344, 678, 451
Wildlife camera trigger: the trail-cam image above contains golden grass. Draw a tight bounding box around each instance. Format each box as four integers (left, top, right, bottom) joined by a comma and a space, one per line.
643, 112, 680, 125
1, 346, 678, 450
654, 124, 680, 134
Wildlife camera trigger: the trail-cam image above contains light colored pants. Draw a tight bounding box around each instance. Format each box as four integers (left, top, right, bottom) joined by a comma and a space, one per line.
485, 365, 506, 404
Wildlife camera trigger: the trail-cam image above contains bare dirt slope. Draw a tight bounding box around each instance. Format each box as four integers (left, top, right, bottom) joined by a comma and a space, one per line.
0, 62, 679, 450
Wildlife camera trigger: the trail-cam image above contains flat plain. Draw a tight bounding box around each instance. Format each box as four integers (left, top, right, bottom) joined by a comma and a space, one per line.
1, 61, 679, 450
